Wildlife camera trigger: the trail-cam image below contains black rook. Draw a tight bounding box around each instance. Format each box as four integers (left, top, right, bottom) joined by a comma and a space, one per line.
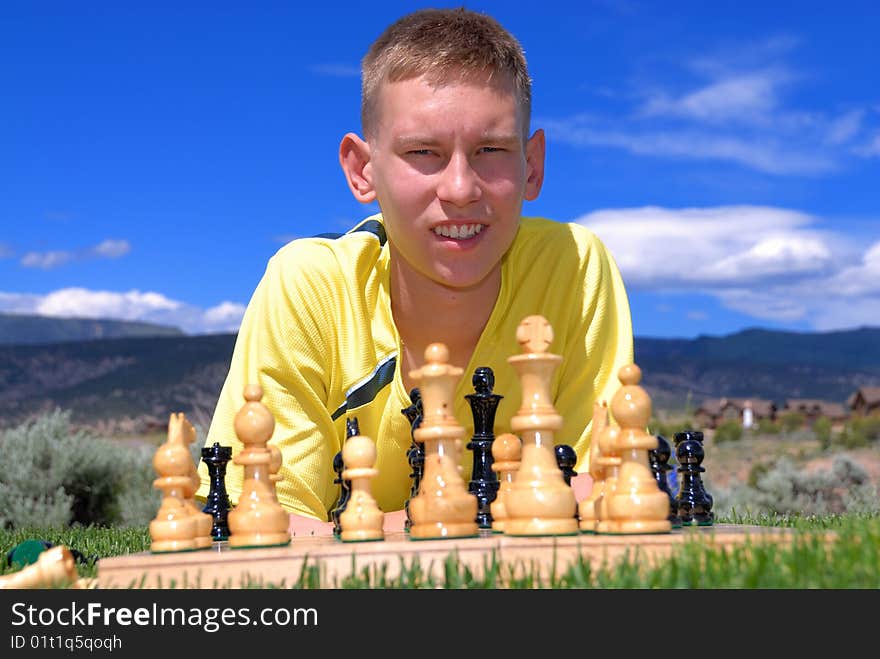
201, 442, 233, 541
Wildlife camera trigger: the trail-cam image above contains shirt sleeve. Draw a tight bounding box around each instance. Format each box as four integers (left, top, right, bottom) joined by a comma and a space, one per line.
554, 227, 635, 473
196, 243, 343, 520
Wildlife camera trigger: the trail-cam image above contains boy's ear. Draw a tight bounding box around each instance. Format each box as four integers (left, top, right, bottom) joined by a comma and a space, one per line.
523, 128, 546, 201
339, 132, 376, 204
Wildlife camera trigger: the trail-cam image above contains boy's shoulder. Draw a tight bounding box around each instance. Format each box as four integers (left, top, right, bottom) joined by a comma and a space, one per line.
268, 214, 388, 276
515, 216, 606, 258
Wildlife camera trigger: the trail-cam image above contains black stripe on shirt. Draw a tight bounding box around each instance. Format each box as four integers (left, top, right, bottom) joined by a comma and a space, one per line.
313, 219, 387, 246
330, 355, 397, 421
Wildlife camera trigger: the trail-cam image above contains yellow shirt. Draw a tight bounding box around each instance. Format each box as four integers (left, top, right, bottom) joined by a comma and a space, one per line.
196, 213, 634, 519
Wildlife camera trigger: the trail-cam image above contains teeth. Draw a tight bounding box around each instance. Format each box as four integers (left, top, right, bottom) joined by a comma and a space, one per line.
432, 224, 484, 239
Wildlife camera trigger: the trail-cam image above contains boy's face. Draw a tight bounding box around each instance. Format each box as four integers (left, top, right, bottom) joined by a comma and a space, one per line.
363, 72, 544, 291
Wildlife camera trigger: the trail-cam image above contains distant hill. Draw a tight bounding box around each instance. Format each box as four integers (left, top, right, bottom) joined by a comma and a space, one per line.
0, 333, 235, 432
0, 313, 184, 345
0, 324, 878, 431
635, 326, 880, 410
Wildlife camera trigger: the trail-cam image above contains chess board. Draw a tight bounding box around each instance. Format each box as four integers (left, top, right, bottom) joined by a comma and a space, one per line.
95, 524, 809, 588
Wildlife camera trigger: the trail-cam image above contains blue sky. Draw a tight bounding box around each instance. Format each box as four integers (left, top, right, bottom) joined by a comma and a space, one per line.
2, 0, 878, 339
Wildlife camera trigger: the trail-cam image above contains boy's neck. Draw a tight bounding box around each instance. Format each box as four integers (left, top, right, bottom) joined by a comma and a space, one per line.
391, 260, 502, 393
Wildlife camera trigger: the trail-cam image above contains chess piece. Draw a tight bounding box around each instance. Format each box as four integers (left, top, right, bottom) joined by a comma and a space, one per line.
504, 316, 579, 536
407, 344, 479, 540
605, 364, 672, 534
339, 428, 384, 542
649, 434, 681, 528
489, 432, 521, 533
331, 417, 359, 536
555, 444, 579, 521
401, 388, 424, 532
0, 545, 77, 589
201, 442, 233, 541
330, 451, 346, 536
579, 401, 609, 533
227, 384, 291, 548
173, 415, 213, 549
149, 412, 200, 553
673, 430, 715, 526
465, 366, 502, 529
555, 445, 577, 486
594, 409, 623, 534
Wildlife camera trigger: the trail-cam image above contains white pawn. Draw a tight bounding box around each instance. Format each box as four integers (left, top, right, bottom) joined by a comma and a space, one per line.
339, 430, 384, 542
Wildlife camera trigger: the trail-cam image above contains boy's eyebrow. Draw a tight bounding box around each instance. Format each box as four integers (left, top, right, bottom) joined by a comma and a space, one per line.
394, 133, 523, 147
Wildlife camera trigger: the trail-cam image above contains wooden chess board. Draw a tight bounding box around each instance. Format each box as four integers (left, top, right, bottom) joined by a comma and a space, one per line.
95, 524, 812, 588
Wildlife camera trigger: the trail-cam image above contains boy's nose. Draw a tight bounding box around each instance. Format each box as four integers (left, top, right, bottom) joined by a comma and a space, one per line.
436, 152, 481, 207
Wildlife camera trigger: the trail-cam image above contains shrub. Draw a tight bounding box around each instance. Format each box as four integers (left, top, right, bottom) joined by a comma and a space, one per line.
0, 409, 162, 529
756, 418, 781, 434
837, 424, 869, 449
851, 416, 880, 442
648, 417, 698, 438
714, 420, 743, 443
713, 454, 879, 519
779, 411, 806, 432
813, 416, 832, 450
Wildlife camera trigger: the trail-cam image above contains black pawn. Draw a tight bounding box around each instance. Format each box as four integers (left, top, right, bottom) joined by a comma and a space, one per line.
649, 434, 680, 528
466, 367, 503, 529
401, 388, 424, 532
331, 417, 359, 537
554, 444, 580, 521
673, 430, 714, 526
200, 442, 233, 541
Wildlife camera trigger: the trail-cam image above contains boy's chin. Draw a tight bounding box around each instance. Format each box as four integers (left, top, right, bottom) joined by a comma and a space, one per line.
429, 266, 500, 292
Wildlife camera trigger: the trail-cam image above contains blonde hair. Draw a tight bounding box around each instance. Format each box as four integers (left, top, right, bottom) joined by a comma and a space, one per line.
361, 8, 532, 138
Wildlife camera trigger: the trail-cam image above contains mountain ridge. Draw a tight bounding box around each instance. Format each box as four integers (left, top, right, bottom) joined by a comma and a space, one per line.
1, 317, 878, 431
0, 312, 185, 345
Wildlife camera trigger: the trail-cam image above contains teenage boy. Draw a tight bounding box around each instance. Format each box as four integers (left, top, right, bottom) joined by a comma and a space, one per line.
197, 8, 634, 535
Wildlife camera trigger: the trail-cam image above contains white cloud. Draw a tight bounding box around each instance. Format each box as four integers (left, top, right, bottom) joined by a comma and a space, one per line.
203, 301, 247, 330
21, 250, 74, 269
0, 287, 244, 334
91, 239, 131, 258
541, 118, 836, 175
576, 205, 880, 331
826, 110, 864, 145
541, 40, 878, 176
35, 288, 179, 318
20, 239, 131, 270
641, 71, 784, 124
854, 132, 880, 157
578, 205, 836, 287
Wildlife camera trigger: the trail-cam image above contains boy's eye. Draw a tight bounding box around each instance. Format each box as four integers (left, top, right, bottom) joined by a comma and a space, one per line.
406, 149, 435, 156
479, 146, 504, 153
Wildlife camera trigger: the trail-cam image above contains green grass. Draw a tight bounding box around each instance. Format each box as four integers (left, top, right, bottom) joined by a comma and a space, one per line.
3, 512, 878, 588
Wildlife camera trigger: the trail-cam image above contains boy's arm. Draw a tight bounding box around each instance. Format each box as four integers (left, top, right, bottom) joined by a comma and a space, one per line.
198, 246, 343, 520
555, 228, 635, 475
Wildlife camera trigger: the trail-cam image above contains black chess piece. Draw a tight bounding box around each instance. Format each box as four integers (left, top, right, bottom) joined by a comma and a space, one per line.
554, 444, 580, 521
201, 442, 233, 541
465, 366, 502, 529
401, 388, 424, 532
673, 430, 714, 526
649, 434, 681, 528
330, 417, 359, 537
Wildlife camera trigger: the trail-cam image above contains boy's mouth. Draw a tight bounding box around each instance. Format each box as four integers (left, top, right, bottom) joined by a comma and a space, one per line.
431, 223, 485, 240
